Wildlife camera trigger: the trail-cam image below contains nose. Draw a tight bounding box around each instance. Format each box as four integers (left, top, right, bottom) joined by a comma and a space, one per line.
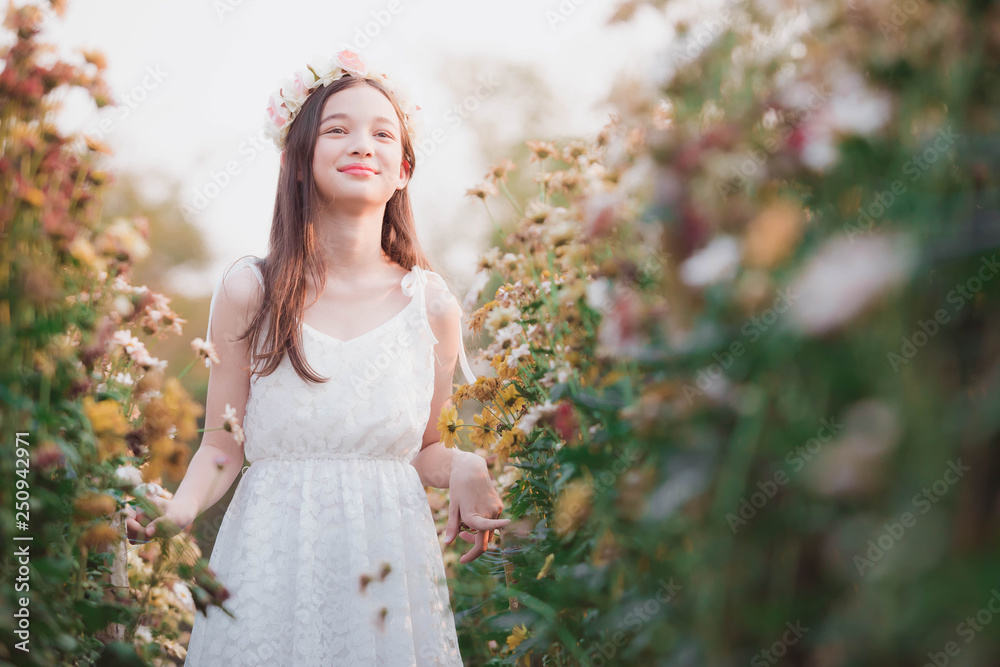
349, 133, 375, 158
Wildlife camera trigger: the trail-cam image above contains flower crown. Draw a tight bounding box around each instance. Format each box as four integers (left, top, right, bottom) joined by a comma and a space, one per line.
264, 49, 420, 151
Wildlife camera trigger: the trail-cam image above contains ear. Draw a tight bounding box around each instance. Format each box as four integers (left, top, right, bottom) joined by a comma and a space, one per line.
397, 158, 412, 191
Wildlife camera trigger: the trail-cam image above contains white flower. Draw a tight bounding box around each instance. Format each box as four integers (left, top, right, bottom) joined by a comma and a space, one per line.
462, 269, 491, 311
518, 400, 557, 433
828, 70, 893, 136
496, 322, 524, 347
506, 343, 531, 368
115, 465, 143, 487
172, 581, 196, 612
786, 233, 916, 336
134, 625, 153, 643
307, 54, 336, 82
679, 235, 741, 287
112, 294, 133, 318
222, 403, 246, 445
134, 482, 166, 499
294, 67, 318, 90
586, 278, 612, 313
266, 51, 419, 150
485, 306, 521, 333
277, 77, 307, 111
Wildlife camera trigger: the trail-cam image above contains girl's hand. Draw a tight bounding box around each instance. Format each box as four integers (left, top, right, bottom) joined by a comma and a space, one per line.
125, 495, 197, 542
444, 453, 510, 564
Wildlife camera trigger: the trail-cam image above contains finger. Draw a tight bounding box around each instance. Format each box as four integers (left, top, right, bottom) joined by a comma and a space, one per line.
464, 516, 511, 531
444, 501, 460, 546
458, 531, 478, 544
149, 496, 168, 515
460, 543, 485, 564
125, 516, 143, 538
478, 528, 489, 554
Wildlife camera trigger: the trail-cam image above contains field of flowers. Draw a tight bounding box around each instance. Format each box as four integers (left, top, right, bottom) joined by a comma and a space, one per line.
2, 0, 999, 665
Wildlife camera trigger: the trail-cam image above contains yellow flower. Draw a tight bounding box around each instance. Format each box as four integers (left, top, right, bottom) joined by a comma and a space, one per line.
506, 623, 529, 651
466, 376, 502, 403
74, 493, 118, 521
162, 377, 204, 443
469, 412, 499, 449
494, 427, 524, 465
498, 383, 527, 415
163, 441, 191, 482
553, 479, 593, 537
743, 199, 804, 269
82, 396, 129, 461
68, 235, 105, 272
21, 186, 44, 208
536, 553, 554, 580
436, 403, 464, 449
80, 523, 121, 548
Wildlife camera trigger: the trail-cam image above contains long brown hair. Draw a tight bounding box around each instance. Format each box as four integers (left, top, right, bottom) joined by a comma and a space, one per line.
236, 75, 445, 384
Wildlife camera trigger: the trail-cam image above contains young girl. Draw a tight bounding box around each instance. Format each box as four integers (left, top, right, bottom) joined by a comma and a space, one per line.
126, 50, 509, 666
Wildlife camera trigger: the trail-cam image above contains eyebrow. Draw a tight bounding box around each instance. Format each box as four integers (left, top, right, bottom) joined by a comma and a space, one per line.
320, 112, 396, 126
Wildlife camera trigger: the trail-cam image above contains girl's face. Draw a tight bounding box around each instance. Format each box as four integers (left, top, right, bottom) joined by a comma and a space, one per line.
311, 84, 410, 208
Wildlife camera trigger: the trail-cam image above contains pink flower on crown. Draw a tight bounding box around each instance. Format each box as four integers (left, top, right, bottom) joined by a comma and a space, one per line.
336, 49, 368, 78
266, 94, 290, 128
264, 51, 420, 150
290, 69, 315, 97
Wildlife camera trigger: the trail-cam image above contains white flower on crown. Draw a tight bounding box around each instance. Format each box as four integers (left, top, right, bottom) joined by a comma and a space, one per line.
264, 49, 419, 151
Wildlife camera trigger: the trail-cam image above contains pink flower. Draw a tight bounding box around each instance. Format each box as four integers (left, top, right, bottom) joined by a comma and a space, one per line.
266, 94, 290, 128
336, 49, 368, 77
290, 70, 313, 96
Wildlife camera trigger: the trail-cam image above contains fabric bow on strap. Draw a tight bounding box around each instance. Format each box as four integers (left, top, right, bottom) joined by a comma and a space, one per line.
402, 265, 478, 386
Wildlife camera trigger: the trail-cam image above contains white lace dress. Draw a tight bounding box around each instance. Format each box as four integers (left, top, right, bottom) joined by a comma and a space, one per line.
184, 256, 477, 667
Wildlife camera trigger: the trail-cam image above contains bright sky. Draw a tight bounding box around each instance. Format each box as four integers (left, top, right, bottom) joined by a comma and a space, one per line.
35, 0, 686, 296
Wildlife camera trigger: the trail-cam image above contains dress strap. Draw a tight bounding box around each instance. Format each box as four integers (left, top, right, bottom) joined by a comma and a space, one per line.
400, 265, 478, 385
204, 256, 264, 368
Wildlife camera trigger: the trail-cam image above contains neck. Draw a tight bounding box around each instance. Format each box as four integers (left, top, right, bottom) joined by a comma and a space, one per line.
311, 201, 393, 281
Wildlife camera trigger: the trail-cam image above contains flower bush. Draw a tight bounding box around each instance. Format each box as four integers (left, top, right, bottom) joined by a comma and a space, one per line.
0, 3, 230, 664
443, 0, 1000, 664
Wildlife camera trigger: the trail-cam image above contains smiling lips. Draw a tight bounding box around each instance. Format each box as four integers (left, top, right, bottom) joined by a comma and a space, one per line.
339, 163, 378, 175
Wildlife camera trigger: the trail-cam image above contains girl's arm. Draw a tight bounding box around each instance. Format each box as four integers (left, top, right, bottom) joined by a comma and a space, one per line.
410, 432, 484, 488
130, 262, 262, 538
410, 282, 481, 487
410, 284, 509, 563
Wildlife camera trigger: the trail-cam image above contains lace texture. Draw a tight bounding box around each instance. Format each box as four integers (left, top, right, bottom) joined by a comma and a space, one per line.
186, 256, 473, 666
